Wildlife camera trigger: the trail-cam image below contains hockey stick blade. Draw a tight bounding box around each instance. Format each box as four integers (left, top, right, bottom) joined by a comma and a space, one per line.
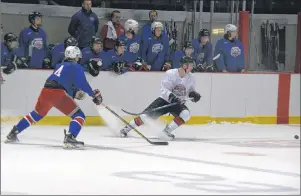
100, 103, 168, 146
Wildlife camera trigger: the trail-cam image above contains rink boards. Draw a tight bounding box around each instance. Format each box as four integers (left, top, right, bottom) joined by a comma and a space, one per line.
1, 70, 300, 125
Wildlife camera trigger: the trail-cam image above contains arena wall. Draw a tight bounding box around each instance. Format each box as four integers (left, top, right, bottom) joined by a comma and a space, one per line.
1, 71, 300, 125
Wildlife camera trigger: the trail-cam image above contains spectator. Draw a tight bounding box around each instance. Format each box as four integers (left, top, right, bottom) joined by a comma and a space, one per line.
140, 10, 166, 43
171, 41, 194, 69
192, 29, 214, 72
100, 10, 125, 51
1, 33, 19, 74
50, 36, 78, 68
141, 22, 170, 71
80, 36, 105, 76
214, 24, 245, 73
119, 19, 142, 59
68, 0, 99, 49
18, 11, 47, 68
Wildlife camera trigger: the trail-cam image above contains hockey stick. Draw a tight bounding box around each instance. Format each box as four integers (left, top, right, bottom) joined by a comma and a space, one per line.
100, 103, 169, 146
121, 98, 194, 116
121, 102, 178, 116
213, 53, 220, 61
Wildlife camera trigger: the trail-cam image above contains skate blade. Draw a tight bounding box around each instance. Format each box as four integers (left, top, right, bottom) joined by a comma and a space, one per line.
4, 139, 19, 144
63, 143, 84, 150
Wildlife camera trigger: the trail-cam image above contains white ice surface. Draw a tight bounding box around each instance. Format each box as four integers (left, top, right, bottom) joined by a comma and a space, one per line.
1, 123, 300, 195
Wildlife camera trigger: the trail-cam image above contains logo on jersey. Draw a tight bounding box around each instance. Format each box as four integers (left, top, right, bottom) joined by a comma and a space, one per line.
152, 43, 163, 53
31, 38, 43, 49
172, 84, 187, 98
230, 46, 241, 57
129, 42, 139, 54
90, 17, 95, 21
197, 52, 205, 62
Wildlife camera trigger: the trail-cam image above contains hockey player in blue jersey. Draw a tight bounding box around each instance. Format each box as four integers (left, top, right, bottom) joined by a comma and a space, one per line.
18, 12, 48, 68
141, 10, 166, 43
4, 46, 103, 149
119, 19, 142, 58
80, 36, 105, 76
141, 21, 171, 71
192, 29, 214, 72
214, 24, 245, 72
171, 41, 194, 68
1, 33, 20, 74
50, 36, 78, 69
102, 39, 137, 74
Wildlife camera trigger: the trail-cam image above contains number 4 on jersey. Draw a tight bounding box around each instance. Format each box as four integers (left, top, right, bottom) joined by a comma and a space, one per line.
54, 65, 64, 77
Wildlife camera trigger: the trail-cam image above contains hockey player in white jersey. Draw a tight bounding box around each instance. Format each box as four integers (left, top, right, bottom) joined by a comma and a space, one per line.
120, 56, 201, 139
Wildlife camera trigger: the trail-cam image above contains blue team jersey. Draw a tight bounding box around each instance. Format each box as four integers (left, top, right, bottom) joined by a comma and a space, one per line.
171, 50, 186, 68
214, 38, 245, 72
51, 43, 65, 68
118, 34, 142, 58
80, 47, 106, 71
192, 38, 213, 66
18, 26, 47, 68
141, 35, 170, 71
102, 49, 136, 70
47, 61, 94, 97
1, 42, 21, 67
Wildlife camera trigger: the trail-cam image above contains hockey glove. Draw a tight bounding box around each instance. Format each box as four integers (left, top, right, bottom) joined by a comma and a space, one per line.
3, 63, 17, 74
112, 61, 127, 75
92, 89, 103, 105
89, 59, 102, 77
15, 57, 29, 68
43, 58, 51, 69
74, 89, 86, 100
168, 93, 181, 104
188, 91, 201, 103
162, 61, 171, 71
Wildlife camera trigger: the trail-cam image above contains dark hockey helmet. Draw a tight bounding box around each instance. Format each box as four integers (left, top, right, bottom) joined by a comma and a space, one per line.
180, 56, 195, 67
28, 11, 43, 24
199, 29, 210, 37
4, 32, 18, 49
90, 36, 103, 49
183, 41, 193, 49
114, 38, 126, 51
64, 36, 78, 49
4, 32, 18, 42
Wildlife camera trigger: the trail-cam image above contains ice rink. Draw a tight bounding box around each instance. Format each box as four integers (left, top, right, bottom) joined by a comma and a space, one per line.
1, 122, 300, 195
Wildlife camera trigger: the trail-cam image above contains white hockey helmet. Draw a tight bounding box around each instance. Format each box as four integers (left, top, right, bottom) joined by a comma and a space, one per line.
125, 19, 139, 34
224, 24, 237, 34
65, 46, 82, 59
151, 21, 163, 31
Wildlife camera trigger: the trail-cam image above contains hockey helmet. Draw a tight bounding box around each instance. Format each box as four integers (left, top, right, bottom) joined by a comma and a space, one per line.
90, 36, 103, 52
224, 24, 237, 34
124, 19, 139, 35
199, 29, 210, 37
28, 11, 42, 24
64, 36, 78, 49
151, 21, 163, 31
180, 56, 195, 67
65, 46, 82, 59
4, 32, 18, 49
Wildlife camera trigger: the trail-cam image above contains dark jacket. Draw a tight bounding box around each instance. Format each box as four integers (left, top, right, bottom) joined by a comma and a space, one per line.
68, 8, 99, 49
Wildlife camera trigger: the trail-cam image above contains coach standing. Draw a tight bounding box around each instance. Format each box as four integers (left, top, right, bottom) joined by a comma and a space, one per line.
68, 0, 99, 49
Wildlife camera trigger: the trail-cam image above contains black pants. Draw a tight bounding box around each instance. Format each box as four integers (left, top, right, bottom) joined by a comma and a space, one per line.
143, 97, 188, 119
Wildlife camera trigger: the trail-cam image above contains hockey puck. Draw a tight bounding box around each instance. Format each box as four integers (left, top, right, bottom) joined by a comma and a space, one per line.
294, 135, 299, 140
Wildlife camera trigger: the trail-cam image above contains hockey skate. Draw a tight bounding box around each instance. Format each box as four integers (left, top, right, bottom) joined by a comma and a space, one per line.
63, 129, 84, 149
162, 127, 175, 140
120, 127, 130, 138
4, 126, 19, 143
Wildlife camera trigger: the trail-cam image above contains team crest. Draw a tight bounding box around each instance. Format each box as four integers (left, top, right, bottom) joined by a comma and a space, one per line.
230, 46, 241, 57
172, 84, 187, 99
152, 43, 163, 53
197, 52, 205, 61
129, 42, 139, 54
31, 38, 43, 49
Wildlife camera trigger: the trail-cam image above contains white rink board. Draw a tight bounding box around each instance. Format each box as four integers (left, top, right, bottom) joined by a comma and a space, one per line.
0, 70, 298, 119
